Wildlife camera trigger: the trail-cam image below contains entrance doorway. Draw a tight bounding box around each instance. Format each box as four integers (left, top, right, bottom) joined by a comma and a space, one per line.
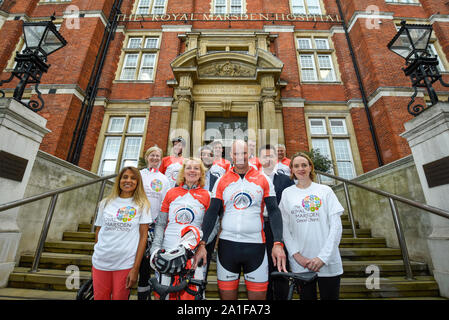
204, 116, 248, 161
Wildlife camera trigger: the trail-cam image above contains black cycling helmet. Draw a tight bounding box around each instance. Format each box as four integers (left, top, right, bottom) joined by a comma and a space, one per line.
172, 136, 186, 147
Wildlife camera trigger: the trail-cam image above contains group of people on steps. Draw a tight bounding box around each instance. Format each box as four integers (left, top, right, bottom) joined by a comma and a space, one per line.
91, 137, 344, 300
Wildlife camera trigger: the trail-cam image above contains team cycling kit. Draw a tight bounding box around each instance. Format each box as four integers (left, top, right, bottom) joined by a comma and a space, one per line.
201, 166, 284, 293
150, 184, 211, 300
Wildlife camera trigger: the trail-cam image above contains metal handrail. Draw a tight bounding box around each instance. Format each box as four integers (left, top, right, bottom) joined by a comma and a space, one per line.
316, 170, 449, 280
0, 173, 116, 272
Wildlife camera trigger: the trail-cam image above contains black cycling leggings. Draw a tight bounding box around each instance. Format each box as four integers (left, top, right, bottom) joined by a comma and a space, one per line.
299, 275, 341, 300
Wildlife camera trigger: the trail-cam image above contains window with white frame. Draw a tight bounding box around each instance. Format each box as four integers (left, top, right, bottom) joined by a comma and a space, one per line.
213, 0, 243, 14
120, 36, 159, 81
308, 117, 356, 180
136, 0, 167, 15
297, 37, 337, 82
98, 116, 146, 176
291, 0, 322, 15
428, 43, 446, 72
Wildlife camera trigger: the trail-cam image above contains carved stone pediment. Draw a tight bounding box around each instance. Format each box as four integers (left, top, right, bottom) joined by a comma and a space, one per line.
199, 61, 255, 78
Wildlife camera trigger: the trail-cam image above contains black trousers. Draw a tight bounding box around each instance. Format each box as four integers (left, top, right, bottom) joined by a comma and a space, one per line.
137, 250, 152, 300
264, 218, 290, 300
205, 235, 218, 279
299, 275, 341, 300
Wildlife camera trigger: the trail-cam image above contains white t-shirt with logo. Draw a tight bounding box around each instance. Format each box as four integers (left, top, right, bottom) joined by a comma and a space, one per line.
92, 197, 153, 271
140, 168, 170, 221
279, 182, 344, 277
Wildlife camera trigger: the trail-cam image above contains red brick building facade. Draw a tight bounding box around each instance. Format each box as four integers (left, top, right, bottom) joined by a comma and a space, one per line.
1, 0, 448, 178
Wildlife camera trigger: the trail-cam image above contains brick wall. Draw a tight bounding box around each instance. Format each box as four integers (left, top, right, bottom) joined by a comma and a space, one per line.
282, 107, 308, 157
144, 105, 172, 153
2, 0, 449, 175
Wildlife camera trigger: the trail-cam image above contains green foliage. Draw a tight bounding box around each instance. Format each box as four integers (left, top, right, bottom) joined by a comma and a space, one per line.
301, 148, 333, 173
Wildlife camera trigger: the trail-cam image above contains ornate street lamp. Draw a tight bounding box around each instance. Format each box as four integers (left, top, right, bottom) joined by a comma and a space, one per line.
387, 20, 449, 116
0, 15, 67, 112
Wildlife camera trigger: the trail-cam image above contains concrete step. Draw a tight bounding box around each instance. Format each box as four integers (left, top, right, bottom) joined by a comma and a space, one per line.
206, 259, 429, 277
44, 237, 387, 256
8, 267, 91, 292
8, 264, 437, 300
19, 252, 430, 278
338, 276, 440, 299
0, 288, 77, 300
19, 252, 93, 271
63, 231, 95, 243
64, 228, 371, 242
202, 275, 440, 299
340, 248, 402, 261
44, 241, 94, 255
78, 221, 361, 232
339, 238, 386, 248
342, 228, 371, 237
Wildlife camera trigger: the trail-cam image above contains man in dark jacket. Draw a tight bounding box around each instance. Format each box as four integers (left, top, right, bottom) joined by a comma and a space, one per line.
260, 144, 294, 300
199, 144, 218, 278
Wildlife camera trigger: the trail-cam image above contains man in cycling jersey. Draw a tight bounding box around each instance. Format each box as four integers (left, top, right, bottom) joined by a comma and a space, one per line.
195, 140, 286, 300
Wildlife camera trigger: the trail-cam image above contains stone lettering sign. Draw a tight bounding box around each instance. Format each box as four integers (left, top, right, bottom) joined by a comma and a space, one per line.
117, 13, 341, 23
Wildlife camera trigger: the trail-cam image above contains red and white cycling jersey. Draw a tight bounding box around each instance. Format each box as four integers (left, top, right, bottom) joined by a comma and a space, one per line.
275, 157, 291, 176
209, 158, 231, 178
160, 185, 211, 250
212, 166, 276, 244
160, 156, 184, 188
249, 156, 262, 171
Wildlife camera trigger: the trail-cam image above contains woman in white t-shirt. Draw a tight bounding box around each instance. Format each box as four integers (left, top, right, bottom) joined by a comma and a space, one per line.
92, 166, 152, 300
137, 145, 169, 300
279, 152, 344, 300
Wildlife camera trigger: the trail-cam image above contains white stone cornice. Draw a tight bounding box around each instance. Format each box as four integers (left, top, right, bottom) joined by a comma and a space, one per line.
346, 11, 394, 33
263, 25, 295, 33
161, 25, 192, 32
367, 87, 423, 108
429, 14, 449, 25
280, 98, 305, 108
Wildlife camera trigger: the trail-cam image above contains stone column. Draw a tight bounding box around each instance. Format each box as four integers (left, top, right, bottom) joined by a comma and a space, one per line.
401, 102, 449, 298
0, 98, 50, 287
175, 93, 192, 134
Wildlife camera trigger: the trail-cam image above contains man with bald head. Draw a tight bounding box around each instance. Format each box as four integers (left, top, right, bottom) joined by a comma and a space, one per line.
196, 140, 287, 300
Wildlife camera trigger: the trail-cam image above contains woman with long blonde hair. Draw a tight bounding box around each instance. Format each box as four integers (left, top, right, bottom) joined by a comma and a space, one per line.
92, 166, 152, 300
150, 158, 211, 300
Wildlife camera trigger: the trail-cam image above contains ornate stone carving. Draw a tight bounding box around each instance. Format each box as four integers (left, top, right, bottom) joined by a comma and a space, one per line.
200, 61, 255, 77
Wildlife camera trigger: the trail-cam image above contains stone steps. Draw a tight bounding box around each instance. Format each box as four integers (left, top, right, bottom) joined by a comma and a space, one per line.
43, 237, 388, 257
17, 252, 430, 278
5, 215, 443, 300
201, 276, 440, 299
5, 267, 440, 300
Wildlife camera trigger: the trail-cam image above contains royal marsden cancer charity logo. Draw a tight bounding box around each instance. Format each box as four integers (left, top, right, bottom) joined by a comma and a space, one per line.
302, 195, 322, 212
151, 179, 163, 192
233, 192, 253, 210
175, 207, 196, 225
116, 206, 137, 222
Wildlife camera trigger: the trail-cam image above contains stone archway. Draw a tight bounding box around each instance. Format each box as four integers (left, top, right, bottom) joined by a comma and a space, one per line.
169, 33, 285, 155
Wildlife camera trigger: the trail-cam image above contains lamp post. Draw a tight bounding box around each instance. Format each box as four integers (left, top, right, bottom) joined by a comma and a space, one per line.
387, 20, 449, 116
0, 15, 67, 112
